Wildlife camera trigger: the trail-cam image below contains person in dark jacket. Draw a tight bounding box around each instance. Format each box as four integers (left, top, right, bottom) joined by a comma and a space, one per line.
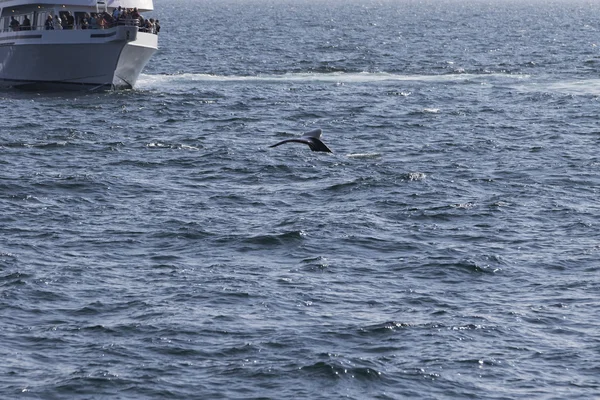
45, 15, 54, 30
10, 16, 20, 31
22, 15, 31, 30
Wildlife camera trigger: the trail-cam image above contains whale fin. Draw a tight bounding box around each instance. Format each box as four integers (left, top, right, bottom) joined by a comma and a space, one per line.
269, 129, 332, 153
307, 137, 332, 153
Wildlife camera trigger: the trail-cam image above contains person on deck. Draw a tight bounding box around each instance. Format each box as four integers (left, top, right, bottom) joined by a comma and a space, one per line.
90, 13, 98, 29
22, 15, 31, 30
66, 12, 75, 29
45, 15, 54, 30
112, 6, 121, 20
80, 14, 89, 29
10, 16, 20, 31
54, 13, 63, 30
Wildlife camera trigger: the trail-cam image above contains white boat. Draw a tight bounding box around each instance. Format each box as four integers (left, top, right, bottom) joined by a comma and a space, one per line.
0, 0, 158, 90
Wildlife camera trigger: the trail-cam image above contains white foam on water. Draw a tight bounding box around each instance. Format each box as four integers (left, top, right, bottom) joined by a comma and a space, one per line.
136, 71, 529, 90
534, 79, 600, 96
346, 152, 382, 159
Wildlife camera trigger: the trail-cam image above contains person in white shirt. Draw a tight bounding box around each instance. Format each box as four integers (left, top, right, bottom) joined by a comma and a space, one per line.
54, 13, 63, 30
112, 6, 121, 20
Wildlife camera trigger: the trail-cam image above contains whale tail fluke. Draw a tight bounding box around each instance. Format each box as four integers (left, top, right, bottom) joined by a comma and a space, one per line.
269, 128, 332, 153
306, 137, 332, 153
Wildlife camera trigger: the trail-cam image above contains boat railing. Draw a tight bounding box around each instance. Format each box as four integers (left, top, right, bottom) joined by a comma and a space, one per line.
0, 19, 158, 34
115, 18, 140, 27
0, 26, 42, 33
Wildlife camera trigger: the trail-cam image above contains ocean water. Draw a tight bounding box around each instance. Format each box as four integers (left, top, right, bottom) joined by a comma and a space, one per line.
2, 0, 600, 398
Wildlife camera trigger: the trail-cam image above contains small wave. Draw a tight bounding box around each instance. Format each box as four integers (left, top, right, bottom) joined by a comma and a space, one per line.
409, 108, 440, 116
405, 172, 426, 181
146, 142, 200, 150
0, 141, 70, 149
299, 361, 382, 381
0, 271, 30, 286
299, 256, 330, 271
426, 258, 503, 275
240, 230, 307, 246
361, 321, 414, 334
387, 90, 412, 96
452, 202, 476, 209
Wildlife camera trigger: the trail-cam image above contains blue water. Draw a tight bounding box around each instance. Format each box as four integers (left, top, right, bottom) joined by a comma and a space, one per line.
2, 0, 600, 398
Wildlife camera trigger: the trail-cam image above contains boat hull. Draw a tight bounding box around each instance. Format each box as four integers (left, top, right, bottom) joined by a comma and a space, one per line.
0, 27, 157, 90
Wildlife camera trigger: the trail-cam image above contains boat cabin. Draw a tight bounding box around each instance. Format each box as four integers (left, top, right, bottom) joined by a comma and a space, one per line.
0, 0, 154, 32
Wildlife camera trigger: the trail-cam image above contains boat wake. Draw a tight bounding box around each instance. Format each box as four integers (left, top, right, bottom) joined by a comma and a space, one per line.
136, 71, 529, 90
524, 79, 600, 96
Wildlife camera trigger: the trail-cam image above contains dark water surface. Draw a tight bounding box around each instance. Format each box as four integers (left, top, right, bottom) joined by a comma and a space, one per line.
2, 0, 600, 398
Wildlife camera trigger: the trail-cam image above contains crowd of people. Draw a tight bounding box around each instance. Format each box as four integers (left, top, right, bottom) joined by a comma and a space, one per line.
8, 7, 159, 34
113, 7, 160, 34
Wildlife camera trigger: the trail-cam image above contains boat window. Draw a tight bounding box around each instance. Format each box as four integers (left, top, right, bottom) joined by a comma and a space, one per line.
96, 1, 107, 14
19, 13, 34, 30
37, 11, 47, 29
58, 11, 74, 29
74, 12, 86, 29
